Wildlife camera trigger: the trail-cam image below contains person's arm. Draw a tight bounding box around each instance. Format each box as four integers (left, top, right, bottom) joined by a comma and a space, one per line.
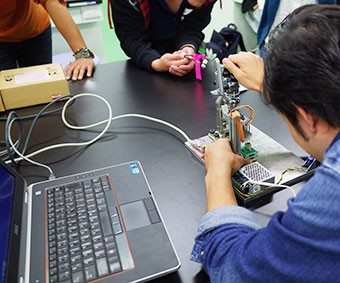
192, 164, 340, 282
222, 51, 264, 92
110, 0, 160, 71
204, 138, 251, 211
43, 0, 95, 80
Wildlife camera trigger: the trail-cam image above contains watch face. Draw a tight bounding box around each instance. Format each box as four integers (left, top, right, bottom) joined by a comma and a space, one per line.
75, 48, 94, 59
79, 49, 90, 57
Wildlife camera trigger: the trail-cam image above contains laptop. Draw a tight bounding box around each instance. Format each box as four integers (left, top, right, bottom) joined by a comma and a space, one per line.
0, 159, 180, 283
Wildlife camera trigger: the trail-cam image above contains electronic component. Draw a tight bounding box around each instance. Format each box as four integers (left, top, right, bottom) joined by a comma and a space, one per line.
185, 134, 215, 161
232, 161, 275, 195
211, 58, 240, 108
185, 133, 258, 164
241, 142, 258, 161
184, 57, 276, 206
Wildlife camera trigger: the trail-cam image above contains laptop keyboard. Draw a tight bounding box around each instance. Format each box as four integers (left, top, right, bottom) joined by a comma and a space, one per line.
46, 175, 128, 283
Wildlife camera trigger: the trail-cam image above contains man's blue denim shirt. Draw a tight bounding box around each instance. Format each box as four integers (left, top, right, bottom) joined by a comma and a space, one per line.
191, 132, 340, 283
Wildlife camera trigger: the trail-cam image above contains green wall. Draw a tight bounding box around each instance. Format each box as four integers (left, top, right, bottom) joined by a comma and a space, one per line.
99, 1, 129, 63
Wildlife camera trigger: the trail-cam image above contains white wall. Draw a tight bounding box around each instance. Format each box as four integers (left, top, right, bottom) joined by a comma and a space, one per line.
51, 5, 105, 67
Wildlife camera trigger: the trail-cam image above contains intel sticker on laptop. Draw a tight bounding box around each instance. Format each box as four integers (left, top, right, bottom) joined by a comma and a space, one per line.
129, 163, 140, 175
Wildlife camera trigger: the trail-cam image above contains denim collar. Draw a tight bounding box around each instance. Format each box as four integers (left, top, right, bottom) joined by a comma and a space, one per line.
326, 130, 340, 154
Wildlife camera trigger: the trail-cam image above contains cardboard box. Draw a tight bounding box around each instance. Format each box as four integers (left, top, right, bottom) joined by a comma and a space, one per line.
0, 63, 70, 111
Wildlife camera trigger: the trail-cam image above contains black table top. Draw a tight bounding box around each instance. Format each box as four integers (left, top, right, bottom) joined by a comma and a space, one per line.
0, 60, 305, 283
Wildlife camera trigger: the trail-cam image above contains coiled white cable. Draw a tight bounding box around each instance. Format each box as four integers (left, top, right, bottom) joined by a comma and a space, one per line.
5, 93, 194, 178
6, 93, 113, 177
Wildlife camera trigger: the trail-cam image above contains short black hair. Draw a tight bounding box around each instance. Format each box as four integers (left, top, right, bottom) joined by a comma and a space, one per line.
262, 5, 340, 139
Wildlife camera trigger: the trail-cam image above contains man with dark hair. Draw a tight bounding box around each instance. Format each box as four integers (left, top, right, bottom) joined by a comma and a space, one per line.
191, 4, 340, 282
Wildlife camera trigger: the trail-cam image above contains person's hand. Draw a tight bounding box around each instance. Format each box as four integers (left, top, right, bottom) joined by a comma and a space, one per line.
65, 58, 95, 81
204, 138, 251, 177
204, 138, 251, 211
222, 51, 264, 93
151, 53, 188, 73
169, 48, 195, 76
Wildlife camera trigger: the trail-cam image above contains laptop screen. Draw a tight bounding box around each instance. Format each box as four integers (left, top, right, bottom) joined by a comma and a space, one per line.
0, 166, 15, 283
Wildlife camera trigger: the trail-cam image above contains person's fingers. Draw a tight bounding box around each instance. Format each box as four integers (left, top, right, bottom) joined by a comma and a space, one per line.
71, 66, 80, 81
65, 59, 94, 80
222, 57, 243, 79
77, 66, 86, 80
86, 66, 93, 77
178, 64, 194, 74
65, 62, 73, 80
172, 53, 188, 60
169, 65, 186, 76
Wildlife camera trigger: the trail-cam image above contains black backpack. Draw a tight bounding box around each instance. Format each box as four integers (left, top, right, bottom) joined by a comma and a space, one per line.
206, 23, 246, 60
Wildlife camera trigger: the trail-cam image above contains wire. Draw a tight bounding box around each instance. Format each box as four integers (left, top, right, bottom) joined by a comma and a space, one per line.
243, 180, 297, 198
7, 113, 193, 165
110, 114, 193, 143
4, 93, 195, 179
276, 166, 305, 185
7, 118, 55, 178
20, 94, 74, 156
1, 94, 75, 162
61, 111, 193, 142
229, 105, 255, 125
5, 93, 113, 178
0, 95, 74, 122
0, 140, 19, 159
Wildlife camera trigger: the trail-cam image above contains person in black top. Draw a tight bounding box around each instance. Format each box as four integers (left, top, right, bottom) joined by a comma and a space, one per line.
109, 0, 217, 76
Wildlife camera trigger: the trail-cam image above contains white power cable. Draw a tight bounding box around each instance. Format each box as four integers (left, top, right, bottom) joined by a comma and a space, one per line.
3, 92, 300, 198
111, 113, 193, 143
5, 93, 193, 174
61, 93, 112, 130
245, 180, 297, 198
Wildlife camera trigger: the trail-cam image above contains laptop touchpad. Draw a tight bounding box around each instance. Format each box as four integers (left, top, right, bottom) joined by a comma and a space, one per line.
120, 201, 151, 231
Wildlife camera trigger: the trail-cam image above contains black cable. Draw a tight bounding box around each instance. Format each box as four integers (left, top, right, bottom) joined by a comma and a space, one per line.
20, 94, 74, 155
1, 94, 74, 163
0, 94, 74, 122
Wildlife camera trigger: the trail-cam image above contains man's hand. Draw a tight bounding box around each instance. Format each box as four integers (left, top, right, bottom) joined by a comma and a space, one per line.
45, 0, 94, 81
222, 52, 264, 93
204, 138, 251, 211
205, 138, 251, 177
65, 58, 95, 81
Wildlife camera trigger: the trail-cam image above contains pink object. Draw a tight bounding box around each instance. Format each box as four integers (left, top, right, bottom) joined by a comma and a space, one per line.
194, 54, 207, 80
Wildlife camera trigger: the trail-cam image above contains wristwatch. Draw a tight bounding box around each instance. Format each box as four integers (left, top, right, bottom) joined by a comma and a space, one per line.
73, 47, 94, 59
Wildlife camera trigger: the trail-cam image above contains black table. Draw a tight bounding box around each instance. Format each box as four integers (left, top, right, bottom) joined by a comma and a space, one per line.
1, 60, 305, 283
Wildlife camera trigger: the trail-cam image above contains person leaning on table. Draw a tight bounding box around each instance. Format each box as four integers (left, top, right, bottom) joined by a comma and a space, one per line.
0, 0, 95, 81
109, 0, 219, 77
191, 4, 340, 283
